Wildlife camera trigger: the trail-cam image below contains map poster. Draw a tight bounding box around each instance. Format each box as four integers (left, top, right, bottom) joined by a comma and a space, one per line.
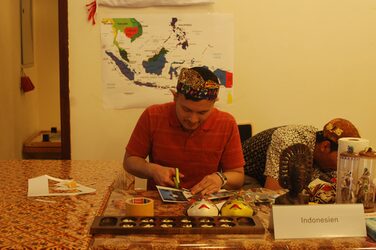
100, 14, 234, 109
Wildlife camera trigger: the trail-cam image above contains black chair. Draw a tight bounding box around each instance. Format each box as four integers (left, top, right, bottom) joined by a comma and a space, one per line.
238, 124, 252, 143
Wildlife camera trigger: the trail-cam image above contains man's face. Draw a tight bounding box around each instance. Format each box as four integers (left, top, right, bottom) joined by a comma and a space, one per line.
314, 141, 338, 171
174, 93, 215, 131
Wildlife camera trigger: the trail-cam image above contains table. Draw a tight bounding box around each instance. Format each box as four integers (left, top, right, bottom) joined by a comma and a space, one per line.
23, 130, 62, 159
91, 188, 376, 249
1, 160, 376, 249
0, 160, 125, 249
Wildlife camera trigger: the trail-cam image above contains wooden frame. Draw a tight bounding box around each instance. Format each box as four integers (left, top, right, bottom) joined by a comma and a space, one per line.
58, 0, 71, 159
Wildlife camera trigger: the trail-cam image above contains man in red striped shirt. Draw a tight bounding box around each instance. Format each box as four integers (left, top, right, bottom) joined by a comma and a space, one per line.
124, 67, 245, 195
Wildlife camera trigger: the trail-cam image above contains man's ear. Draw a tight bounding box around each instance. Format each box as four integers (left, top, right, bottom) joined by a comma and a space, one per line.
170, 89, 178, 101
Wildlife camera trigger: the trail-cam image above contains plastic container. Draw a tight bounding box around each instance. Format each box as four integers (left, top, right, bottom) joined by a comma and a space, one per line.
336, 147, 359, 203
355, 148, 376, 210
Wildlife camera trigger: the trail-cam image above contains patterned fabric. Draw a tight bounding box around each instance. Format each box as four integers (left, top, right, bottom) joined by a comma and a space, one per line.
242, 127, 280, 186
306, 178, 336, 204
242, 125, 337, 186
126, 102, 245, 189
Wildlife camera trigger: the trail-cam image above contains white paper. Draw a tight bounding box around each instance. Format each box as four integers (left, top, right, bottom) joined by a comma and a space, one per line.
28, 175, 96, 197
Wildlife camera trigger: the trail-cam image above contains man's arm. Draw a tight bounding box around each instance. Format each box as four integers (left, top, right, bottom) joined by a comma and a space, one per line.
223, 167, 245, 190
123, 152, 177, 187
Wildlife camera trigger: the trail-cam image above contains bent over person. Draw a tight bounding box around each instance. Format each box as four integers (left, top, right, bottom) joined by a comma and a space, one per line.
124, 67, 245, 195
242, 118, 360, 190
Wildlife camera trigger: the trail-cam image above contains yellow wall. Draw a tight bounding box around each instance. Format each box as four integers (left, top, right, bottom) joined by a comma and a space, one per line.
33, 0, 60, 130
0, 0, 37, 159
1, 0, 375, 160
68, 0, 376, 160
0, 0, 59, 159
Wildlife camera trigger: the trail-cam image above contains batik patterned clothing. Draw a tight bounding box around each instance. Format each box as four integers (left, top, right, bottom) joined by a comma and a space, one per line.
242, 125, 336, 186
126, 102, 245, 190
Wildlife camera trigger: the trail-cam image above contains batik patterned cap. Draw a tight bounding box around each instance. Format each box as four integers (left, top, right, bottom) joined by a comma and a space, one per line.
323, 118, 360, 143
176, 68, 220, 100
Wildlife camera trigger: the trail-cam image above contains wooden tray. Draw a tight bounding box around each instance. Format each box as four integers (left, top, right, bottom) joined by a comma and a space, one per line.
90, 216, 265, 235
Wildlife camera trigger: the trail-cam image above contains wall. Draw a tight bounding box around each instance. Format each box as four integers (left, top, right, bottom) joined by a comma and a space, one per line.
33, 0, 60, 131
0, 0, 60, 159
0, 0, 38, 159
68, 0, 376, 160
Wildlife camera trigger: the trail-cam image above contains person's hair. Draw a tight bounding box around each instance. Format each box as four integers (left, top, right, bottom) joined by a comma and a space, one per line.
316, 131, 338, 151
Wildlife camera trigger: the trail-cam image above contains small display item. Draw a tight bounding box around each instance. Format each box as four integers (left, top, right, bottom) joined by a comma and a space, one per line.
221, 198, 254, 217
186, 199, 219, 217
90, 216, 265, 235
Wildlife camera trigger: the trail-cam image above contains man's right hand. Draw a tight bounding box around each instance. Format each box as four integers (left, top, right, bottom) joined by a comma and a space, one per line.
149, 163, 177, 187
124, 153, 184, 188
148, 163, 184, 187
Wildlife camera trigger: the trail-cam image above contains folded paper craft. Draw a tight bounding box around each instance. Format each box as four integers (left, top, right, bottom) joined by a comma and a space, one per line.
28, 175, 96, 197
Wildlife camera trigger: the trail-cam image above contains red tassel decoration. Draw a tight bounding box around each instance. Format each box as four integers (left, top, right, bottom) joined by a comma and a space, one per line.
86, 0, 97, 25
20, 69, 35, 93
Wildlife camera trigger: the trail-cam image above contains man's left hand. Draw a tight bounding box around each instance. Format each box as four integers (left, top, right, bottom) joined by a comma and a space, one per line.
190, 173, 222, 195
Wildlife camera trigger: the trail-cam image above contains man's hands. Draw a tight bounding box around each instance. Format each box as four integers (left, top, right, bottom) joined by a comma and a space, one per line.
124, 153, 244, 194
190, 168, 244, 196
124, 154, 184, 188
190, 172, 223, 196
150, 163, 184, 188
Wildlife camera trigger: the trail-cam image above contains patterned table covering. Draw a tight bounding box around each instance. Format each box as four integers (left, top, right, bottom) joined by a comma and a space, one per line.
0, 160, 124, 249
91, 188, 376, 250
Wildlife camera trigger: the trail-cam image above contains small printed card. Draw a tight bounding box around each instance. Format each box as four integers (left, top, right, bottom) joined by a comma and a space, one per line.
157, 186, 190, 202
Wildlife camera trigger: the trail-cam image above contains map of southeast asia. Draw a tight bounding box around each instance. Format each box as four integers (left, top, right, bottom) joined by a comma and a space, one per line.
100, 14, 234, 109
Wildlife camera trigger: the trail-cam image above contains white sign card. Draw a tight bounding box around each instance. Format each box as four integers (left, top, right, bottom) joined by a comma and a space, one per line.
272, 204, 366, 239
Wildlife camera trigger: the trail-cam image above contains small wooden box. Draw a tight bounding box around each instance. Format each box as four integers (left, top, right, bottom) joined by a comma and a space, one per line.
23, 130, 62, 159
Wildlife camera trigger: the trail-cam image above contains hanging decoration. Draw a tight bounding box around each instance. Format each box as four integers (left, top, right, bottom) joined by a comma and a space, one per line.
99, 0, 214, 7
86, 0, 214, 25
20, 68, 35, 93
86, 0, 97, 25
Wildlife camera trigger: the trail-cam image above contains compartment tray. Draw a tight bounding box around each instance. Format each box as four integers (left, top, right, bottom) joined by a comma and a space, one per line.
90, 216, 265, 235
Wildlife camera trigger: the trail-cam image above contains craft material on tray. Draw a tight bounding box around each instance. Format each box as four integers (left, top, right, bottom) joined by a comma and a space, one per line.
156, 185, 236, 203
90, 216, 265, 235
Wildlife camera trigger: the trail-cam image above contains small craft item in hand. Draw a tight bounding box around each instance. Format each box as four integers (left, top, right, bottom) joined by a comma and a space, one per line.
173, 168, 180, 189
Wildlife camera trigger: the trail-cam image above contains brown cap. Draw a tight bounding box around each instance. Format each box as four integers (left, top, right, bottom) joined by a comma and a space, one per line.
323, 118, 360, 144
